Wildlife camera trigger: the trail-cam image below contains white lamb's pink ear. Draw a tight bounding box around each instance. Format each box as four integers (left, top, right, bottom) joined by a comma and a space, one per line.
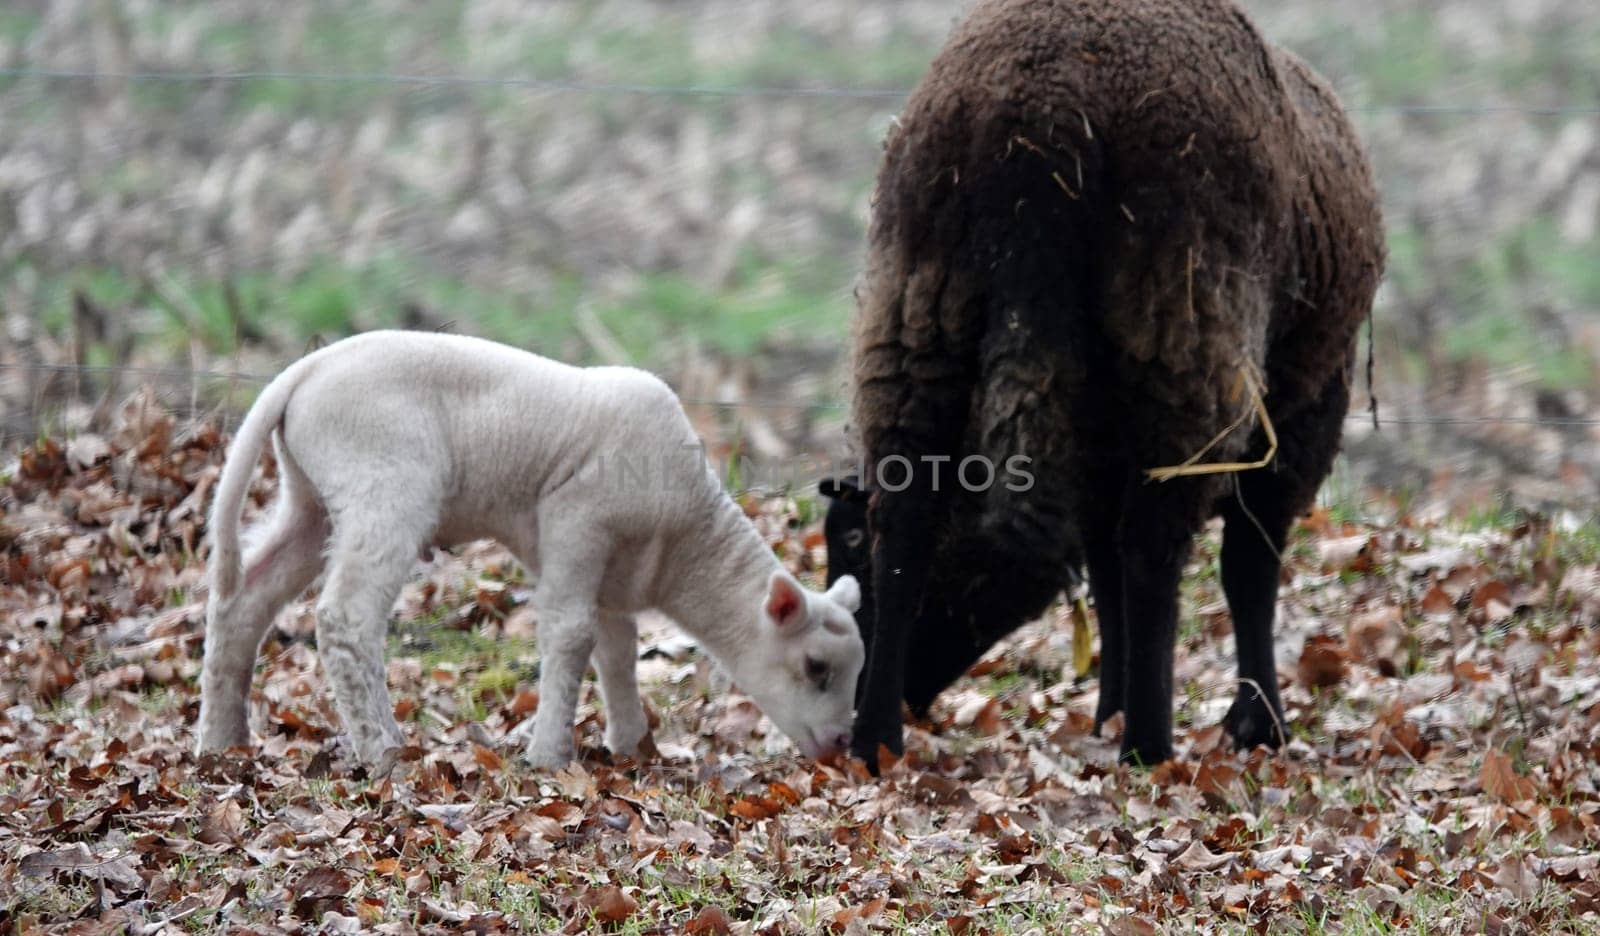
764, 572, 807, 631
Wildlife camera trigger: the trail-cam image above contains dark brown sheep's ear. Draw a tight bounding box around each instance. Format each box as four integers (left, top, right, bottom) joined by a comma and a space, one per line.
819, 476, 862, 501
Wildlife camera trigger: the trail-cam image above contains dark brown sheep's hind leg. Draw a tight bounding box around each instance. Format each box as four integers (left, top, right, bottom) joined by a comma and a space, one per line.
1116, 480, 1199, 767
1220, 371, 1352, 750
1088, 552, 1126, 736
1219, 473, 1291, 750
1085, 518, 1127, 737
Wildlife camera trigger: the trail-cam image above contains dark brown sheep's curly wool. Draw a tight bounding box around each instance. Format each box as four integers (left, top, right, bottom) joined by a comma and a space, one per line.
843, 0, 1385, 768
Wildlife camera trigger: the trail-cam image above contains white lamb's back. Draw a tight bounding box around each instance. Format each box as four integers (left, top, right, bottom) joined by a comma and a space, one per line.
278, 330, 713, 541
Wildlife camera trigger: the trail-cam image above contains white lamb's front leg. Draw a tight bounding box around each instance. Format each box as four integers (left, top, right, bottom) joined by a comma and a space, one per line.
519, 506, 613, 770
593, 611, 648, 757
526, 597, 599, 769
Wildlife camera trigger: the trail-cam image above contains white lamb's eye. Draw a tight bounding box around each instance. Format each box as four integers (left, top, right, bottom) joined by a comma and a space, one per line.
844, 529, 866, 549
804, 656, 831, 691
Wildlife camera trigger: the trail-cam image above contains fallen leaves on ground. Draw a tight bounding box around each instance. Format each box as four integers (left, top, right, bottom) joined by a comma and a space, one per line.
2, 400, 1599, 933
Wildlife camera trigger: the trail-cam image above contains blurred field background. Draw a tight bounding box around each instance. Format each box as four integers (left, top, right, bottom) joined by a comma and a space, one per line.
5, 6, 1600, 930
2, 0, 1599, 510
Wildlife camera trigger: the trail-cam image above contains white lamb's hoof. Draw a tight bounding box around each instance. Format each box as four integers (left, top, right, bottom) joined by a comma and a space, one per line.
604, 741, 641, 761
194, 739, 248, 759
194, 719, 250, 755
523, 743, 575, 771
604, 723, 649, 759
346, 723, 407, 768
368, 744, 405, 777
327, 731, 405, 774
193, 734, 234, 757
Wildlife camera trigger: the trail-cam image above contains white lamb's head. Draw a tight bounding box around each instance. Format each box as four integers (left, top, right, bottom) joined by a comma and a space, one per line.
737, 571, 865, 760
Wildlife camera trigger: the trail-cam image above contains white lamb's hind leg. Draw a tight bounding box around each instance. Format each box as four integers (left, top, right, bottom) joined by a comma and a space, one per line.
315, 513, 420, 768
197, 464, 328, 754
592, 611, 648, 757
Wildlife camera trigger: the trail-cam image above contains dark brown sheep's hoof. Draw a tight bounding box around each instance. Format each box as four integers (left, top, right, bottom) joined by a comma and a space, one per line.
849, 724, 905, 777
1222, 692, 1287, 751
1092, 701, 1123, 737
1118, 738, 1174, 768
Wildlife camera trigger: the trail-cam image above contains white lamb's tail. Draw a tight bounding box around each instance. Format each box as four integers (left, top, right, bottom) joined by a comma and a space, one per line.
208, 358, 312, 601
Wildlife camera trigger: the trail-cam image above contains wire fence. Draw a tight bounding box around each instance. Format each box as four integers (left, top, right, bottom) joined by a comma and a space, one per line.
3, 61, 1598, 484
2, 66, 1599, 116
3, 361, 1597, 428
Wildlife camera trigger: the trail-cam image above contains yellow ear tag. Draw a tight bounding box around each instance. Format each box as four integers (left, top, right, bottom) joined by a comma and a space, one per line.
1071, 595, 1094, 677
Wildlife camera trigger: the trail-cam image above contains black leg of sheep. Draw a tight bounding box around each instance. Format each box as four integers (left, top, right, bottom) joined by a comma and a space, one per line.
1220, 368, 1355, 749
1085, 519, 1127, 736
851, 496, 939, 764
1219, 475, 1294, 750
1114, 478, 1207, 766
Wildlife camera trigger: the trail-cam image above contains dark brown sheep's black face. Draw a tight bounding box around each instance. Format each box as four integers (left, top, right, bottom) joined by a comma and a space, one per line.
819, 477, 871, 590
821, 475, 1076, 718
819, 477, 874, 700
820, 476, 995, 716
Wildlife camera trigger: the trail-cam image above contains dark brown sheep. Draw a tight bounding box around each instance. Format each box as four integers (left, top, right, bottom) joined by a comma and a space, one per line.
839, 0, 1385, 769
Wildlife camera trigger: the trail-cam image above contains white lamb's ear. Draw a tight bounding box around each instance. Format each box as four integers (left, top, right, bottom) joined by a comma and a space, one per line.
764, 572, 807, 631
826, 575, 861, 614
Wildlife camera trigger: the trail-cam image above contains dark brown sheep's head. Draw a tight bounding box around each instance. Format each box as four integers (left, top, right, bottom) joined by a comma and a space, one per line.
820, 475, 1012, 717
819, 475, 871, 590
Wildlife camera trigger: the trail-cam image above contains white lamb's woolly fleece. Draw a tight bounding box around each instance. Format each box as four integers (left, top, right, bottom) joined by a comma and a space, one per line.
196, 330, 864, 769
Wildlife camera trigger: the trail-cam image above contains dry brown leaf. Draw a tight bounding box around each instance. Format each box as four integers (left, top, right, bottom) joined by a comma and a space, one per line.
1105, 915, 1162, 936
1346, 604, 1405, 675
728, 795, 784, 822
1173, 840, 1233, 872
1297, 634, 1349, 689
1479, 748, 1537, 803
830, 897, 886, 933
714, 698, 764, 742
684, 906, 734, 935
472, 743, 503, 771
197, 799, 246, 846
26, 643, 76, 701
581, 884, 639, 925
1318, 534, 1376, 573
1470, 579, 1512, 610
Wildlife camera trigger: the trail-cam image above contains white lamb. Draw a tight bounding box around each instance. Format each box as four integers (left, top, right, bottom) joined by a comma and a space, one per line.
196, 330, 864, 769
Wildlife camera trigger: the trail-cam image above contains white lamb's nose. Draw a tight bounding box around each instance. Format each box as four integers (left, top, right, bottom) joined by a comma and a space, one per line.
833, 731, 852, 752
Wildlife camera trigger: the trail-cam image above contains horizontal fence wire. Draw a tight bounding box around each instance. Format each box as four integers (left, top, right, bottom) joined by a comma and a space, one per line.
3, 362, 1598, 426
1, 67, 1599, 116
3, 71, 1596, 434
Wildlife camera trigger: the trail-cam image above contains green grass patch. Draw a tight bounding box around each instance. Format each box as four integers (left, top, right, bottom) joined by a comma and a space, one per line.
107, 3, 931, 121
16, 253, 850, 374
1348, 11, 1455, 102
1387, 218, 1600, 390
0, 7, 41, 44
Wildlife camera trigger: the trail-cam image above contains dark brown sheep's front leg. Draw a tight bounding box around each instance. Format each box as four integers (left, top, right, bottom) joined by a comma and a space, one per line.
1116, 481, 1198, 766
1086, 536, 1127, 735
850, 494, 936, 771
